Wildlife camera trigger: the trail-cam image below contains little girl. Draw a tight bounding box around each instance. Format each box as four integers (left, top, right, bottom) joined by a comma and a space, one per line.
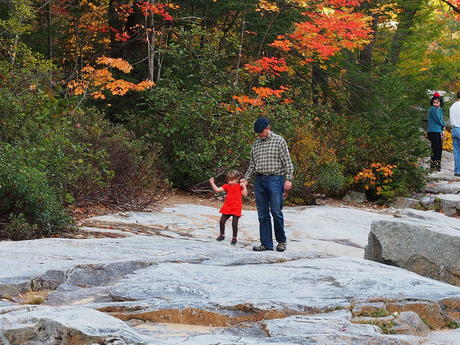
427, 93, 445, 171
209, 170, 248, 245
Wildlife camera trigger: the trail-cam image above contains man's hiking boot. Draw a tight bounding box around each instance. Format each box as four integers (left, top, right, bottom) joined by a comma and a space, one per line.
253, 244, 273, 251
276, 242, 286, 252
216, 235, 225, 241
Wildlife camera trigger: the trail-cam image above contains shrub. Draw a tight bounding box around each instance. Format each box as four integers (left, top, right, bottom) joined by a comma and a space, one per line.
289, 122, 346, 203
1, 213, 38, 241
304, 73, 429, 201
0, 51, 160, 206
0, 145, 73, 240
353, 163, 397, 201
66, 111, 160, 203
316, 162, 347, 195
348, 74, 430, 196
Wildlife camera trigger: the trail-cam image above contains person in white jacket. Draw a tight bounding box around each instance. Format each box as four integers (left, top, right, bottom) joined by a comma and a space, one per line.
449, 90, 460, 176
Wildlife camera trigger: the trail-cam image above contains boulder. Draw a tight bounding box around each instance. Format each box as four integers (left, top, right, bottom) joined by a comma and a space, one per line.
392, 311, 431, 336
426, 181, 460, 194
343, 191, 366, 203
351, 311, 430, 336
0, 278, 31, 297
436, 194, 460, 217
419, 196, 437, 209
0, 306, 146, 345
386, 301, 446, 329
365, 220, 460, 286
440, 297, 460, 320
391, 197, 420, 210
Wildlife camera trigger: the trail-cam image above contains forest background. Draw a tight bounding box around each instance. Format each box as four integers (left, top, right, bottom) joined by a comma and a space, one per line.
1, 0, 460, 240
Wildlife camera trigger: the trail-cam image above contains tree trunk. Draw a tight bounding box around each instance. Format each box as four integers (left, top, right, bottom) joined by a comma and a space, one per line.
234, 18, 245, 87
46, 0, 52, 61
146, 0, 156, 81
108, 0, 124, 58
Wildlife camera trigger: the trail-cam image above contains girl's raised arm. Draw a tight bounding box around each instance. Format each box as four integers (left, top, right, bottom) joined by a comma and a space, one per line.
209, 177, 225, 193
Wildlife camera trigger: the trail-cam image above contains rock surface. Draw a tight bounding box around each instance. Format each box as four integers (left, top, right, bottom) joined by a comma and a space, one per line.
1, 203, 460, 344
343, 190, 367, 203
365, 219, 460, 286
87, 204, 397, 257
0, 306, 145, 345
391, 197, 420, 209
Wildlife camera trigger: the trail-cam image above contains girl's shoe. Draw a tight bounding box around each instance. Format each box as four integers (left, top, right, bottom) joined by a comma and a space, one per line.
231, 237, 237, 245
216, 235, 225, 241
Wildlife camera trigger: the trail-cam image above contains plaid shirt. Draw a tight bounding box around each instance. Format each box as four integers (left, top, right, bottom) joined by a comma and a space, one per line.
244, 132, 294, 181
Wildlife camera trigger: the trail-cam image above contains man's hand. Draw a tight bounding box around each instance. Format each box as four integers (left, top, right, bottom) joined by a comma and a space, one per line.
209, 177, 215, 184
284, 180, 292, 191
283, 180, 292, 199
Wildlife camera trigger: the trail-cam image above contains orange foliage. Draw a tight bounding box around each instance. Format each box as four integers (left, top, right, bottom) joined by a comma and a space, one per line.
238, 0, 371, 111
68, 56, 154, 100
96, 56, 133, 73
252, 86, 289, 99
225, 86, 291, 113
231, 95, 264, 107
354, 163, 397, 195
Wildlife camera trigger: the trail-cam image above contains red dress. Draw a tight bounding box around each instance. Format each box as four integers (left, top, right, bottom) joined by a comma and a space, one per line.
219, 183, 243, 217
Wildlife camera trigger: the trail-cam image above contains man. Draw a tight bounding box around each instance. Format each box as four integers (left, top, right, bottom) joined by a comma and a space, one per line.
449, 90, 460, 177
241, 117, 294, 252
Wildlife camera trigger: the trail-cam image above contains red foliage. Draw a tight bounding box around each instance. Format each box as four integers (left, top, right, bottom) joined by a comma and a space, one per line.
272, 9, 372, 61
244, 57, 288, 76
136, 1, 176, 21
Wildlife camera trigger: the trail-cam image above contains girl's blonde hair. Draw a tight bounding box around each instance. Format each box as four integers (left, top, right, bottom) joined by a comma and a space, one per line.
226, 170, 241, 182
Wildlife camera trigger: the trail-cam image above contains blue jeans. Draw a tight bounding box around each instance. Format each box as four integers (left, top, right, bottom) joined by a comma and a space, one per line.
453, 128, 460, 174
254, 175, 286, 249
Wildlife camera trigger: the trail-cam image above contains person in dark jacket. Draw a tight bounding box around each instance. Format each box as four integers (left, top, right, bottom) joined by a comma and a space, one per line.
427, 93, 445, 171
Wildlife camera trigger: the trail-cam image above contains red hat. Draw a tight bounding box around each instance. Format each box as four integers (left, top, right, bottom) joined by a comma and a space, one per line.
434, 92, 440, 97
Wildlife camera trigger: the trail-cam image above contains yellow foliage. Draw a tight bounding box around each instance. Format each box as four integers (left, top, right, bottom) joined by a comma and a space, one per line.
257, 0, 279, 12
287, 0, 308, 7
443, 130, 453, 151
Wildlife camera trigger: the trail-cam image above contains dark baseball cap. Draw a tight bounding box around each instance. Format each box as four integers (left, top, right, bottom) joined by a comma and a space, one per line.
254, 117, 269, 133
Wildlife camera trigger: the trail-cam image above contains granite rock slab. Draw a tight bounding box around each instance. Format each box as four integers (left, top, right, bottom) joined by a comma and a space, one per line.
365, 219, 460, 286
